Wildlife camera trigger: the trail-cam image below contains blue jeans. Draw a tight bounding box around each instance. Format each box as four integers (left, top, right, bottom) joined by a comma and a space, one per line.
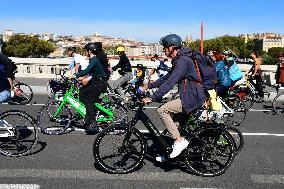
0, 90, 11, 103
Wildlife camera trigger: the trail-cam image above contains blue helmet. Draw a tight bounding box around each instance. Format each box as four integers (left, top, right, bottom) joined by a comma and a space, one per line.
159, 34, 182, 48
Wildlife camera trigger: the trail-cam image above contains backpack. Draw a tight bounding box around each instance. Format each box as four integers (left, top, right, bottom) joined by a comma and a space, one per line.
96, 51, 111, 78
215, 60, 232, 87
228, 61, 243, 81
0, 55, 17, 75
156, 61, 170, 77
189, 51, 217, 90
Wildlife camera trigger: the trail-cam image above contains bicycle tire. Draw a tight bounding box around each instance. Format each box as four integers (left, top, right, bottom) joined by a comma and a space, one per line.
0, 110, 38, 157
225, 126, 244, 155
36, 101, 72, 135
93, 124, 147, 174
272, 92, 284, 115
184, 127, 235, 177
9, 83, 33, 105
223, 96, 247, 126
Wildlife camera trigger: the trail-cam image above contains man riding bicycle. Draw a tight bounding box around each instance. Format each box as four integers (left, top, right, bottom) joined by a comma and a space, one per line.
141, 34, 208, 159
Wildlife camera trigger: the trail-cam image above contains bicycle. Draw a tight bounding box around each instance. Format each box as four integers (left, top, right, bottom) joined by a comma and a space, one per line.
8, 73, 33, 105
93, 91, 237, 177
231, 74, 280, 109
272, 92, 284, 115
0, 110, 37, 156
37, 77, 128, 135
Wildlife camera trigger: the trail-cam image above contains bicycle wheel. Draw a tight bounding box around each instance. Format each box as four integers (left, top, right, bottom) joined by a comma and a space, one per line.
225, 126, 244, 155
36, 101, 72, 135
223, 97, 247, 126
93, 124, 147, 174
235, 88, 254, 110
0, 110, 37, 157
107, 94, 128, 124
184, 128, 235, 177
272, 93, 284, 115
9, 83, 33, 105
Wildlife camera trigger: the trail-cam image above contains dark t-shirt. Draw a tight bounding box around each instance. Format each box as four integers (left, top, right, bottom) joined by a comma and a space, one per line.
0, 68, 11, 92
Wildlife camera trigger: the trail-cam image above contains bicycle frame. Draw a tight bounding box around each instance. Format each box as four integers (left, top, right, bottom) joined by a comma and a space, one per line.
0, 119, 15, 137
52, 84, 114, 123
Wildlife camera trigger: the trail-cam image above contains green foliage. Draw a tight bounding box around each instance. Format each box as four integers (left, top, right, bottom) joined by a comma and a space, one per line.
261, 53, 276, 65
184, 35, 255, 58
4, 34, 56, 57
267, 47, 284, 58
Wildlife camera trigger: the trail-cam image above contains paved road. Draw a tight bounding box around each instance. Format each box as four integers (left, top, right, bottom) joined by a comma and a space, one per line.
1, 93, 284, 189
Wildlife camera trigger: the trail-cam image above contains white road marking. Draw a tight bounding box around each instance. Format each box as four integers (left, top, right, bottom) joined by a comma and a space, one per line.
0, 169, 201, 182
251, 175, 284, 184
0, 184, 40, 189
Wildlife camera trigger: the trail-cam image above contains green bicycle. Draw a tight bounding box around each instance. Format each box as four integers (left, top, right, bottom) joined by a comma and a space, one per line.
37, 79, 128, 135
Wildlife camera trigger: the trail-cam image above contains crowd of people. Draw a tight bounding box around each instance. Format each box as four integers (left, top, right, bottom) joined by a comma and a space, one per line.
1, 33, 284, 158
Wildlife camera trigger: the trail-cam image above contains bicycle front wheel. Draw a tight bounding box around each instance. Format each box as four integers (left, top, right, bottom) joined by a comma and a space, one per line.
37, 100, 72, 135
0, 110, 37, 157
184, 128, 235, 177
272, 93, 284, 115
93, 124, 147, 174
225, 126, 244, 155
9, 83, 33, 105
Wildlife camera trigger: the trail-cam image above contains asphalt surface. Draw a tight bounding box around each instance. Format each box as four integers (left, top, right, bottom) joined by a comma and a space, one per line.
0, 91, 284, 189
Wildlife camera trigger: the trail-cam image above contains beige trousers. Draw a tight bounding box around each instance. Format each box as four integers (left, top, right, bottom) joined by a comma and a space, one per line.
157, 98, 183, 139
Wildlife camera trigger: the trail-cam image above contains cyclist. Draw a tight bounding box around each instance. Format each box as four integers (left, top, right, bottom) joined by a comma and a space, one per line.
93, 42, 111, 81
0, 54, 17, 92
0, 64, 11, 103
248, 51, 264, 100
141, 34, 208, 159
67, 47, 89, 74
149, 54, 170, 79
111, 46, 132, 96
73, 43, 108, 132
130, 64, 145, 88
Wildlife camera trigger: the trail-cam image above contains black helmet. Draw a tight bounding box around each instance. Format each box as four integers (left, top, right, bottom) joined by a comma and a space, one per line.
159, 34, 182, 48
136, 64, 143, 69
67, 47, 76, 52
93, 42, 103, 50
84, 43, 97, 51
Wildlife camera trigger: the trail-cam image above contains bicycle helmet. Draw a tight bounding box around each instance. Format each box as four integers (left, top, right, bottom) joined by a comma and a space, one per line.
116, 46, 125, 52
67, 47, 76, 52
136, 64, 143, 69
84, 43, 97, 51
93, 42, 103, 50
159, 34, 182, 48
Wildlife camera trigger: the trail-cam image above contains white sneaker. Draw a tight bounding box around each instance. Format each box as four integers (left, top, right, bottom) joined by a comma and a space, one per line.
155, 155, 165, 162
169, 138, 189, 158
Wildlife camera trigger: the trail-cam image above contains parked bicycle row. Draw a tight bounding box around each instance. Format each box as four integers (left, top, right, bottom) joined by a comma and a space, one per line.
0, 34, 283, 177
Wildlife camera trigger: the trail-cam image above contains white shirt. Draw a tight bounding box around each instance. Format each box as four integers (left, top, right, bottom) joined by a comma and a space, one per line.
68, 54, 89, 71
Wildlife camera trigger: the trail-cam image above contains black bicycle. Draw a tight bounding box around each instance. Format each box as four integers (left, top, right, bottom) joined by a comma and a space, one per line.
93, 91, 237, 177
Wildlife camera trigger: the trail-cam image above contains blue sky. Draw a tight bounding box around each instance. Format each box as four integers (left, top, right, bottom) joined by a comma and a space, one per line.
0, 0, 283, 43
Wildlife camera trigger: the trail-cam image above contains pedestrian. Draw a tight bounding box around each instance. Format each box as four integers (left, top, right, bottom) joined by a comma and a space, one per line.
276, 51, 284, 87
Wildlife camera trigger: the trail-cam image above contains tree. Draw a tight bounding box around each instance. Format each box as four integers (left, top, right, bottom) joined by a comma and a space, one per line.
4, 34, 55, 57
261, 53, 276, 65
267, 47, 284, 59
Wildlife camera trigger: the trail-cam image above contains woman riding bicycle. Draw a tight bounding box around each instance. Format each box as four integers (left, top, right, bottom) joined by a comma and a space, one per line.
141, 34, 207, 159
73, 43, 108, 132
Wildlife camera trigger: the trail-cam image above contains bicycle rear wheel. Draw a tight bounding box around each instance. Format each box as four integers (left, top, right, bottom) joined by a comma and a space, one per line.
223, 97, 247, 126
0, 110, 37, 157
36, 100, 72, 135
272, 93, 284, 115
184, 128, 235, 177
9, 83, 33, 105
93, 124, 147, 174
225, 126, 244, 155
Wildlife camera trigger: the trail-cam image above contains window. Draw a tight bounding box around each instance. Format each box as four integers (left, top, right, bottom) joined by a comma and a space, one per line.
26, 66, 30, 73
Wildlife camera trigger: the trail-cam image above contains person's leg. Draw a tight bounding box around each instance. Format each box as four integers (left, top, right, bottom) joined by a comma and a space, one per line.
0, 90, 11, 103
156, 98, 189, 158
255, 75, 264, 97
113, 72, 133, 96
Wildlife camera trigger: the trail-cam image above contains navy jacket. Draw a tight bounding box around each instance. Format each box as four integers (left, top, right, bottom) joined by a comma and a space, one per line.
148, 48, 208, 113
112, 53, 132, 74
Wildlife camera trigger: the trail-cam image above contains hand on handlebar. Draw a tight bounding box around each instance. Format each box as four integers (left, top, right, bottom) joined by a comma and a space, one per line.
141, 97, 152, 104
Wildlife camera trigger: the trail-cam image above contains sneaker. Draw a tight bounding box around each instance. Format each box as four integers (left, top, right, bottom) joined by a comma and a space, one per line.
155, 155, 166, 162
169, 138, 189, 158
